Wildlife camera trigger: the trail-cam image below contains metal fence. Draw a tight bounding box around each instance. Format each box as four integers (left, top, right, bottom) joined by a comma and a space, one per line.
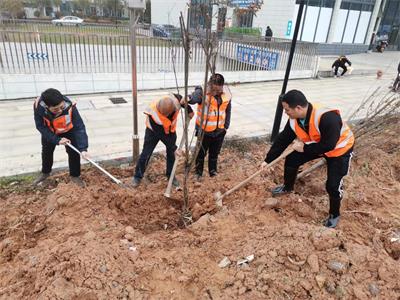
0, 29, 318, 75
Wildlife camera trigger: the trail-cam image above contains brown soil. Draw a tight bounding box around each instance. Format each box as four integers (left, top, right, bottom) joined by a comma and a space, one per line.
1, 124, 399, 299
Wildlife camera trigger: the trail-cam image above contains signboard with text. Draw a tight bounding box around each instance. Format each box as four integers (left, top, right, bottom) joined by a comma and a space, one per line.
229, 0, 259, 9
236, 45, 279, 70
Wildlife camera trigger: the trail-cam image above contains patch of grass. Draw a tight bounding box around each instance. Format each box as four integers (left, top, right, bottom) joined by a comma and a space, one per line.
0, 174, 35, 189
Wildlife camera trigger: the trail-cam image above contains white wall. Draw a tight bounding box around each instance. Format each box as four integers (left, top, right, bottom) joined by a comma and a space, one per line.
253, 0, 296, 39
150, 0, 188, 26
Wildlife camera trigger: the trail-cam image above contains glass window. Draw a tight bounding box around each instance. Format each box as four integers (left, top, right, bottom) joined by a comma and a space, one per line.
341, 2, 350, 9
321, 0, 335, 8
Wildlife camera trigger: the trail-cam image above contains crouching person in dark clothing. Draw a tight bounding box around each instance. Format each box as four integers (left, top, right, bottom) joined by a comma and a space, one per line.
262, 90, 354, 228
189, 73, 232, 180
33, 88, 89, 187
132, 94, 194, 188
332, 55, 352, 77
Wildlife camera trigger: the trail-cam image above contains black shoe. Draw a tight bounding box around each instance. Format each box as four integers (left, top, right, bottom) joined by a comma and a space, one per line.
71, 176, 85, 187
195, 173, 202, 182
131, 177, 141, 188
32, 173, 50, 186
324, 214, 340, 228
172, 177, 180, 188
209, 171, 218, 177
271, 185, 293, 197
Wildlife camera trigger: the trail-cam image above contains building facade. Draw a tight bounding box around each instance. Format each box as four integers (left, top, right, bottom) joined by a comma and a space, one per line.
379, 0, 400, 48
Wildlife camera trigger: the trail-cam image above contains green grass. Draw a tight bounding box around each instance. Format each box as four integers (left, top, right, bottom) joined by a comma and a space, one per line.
224, 26, 261, 37
0, 22, 129, 36
0, 31, 175, 47
0, 174, 35, 189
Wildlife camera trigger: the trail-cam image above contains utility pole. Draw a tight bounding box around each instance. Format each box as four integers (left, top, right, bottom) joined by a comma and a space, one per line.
270, 0, 306, 142
127, 0, 145, 161
130, 9, 139, 161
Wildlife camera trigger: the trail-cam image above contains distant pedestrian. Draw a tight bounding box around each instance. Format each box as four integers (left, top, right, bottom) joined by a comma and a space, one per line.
332, 55, 352, 78
265, 26, 273, 41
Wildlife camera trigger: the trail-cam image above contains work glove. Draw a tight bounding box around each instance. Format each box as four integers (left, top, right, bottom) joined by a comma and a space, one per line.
173, 93, 182, 101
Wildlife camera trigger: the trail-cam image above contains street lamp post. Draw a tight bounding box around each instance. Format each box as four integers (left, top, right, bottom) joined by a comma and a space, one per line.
270, 0, 306, 142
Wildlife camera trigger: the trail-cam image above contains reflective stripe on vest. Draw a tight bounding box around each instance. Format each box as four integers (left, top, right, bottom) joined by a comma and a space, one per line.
196, 87, 231, 132
35, 97, 74, 134
289, 104, 354, 157
144, 99, 179, 134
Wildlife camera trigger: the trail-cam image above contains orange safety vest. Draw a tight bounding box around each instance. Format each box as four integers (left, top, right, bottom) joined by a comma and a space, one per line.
196, 87, 232, 132
289, 104, 354, 157
144, 98, 179, 134
34, 98, 74, 135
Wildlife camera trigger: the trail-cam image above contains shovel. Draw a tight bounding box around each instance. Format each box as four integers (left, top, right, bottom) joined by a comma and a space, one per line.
164, 135, 185, 198
66, 143, 123, 186
214, 147, 295, 205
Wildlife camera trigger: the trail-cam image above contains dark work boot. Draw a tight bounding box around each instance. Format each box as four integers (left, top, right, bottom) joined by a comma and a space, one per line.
271, 167, 298, 197
325, 196, 341, 228
271, 185, 293, 196
324, 214, 340, 228
32, 173, 50, 186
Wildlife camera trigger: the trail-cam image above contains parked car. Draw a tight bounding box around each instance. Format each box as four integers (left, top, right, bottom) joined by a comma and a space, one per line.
151, 24, 180, 38
51, 16, 84, 26
152, 25, 170, 38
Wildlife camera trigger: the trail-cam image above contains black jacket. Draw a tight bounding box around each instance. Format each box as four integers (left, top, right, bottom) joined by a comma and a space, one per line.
189, 86, 232, 137
332, 57, 351, 68
34, 96, 88, 151
265, 103, 343, 163
397, 62, 400, 73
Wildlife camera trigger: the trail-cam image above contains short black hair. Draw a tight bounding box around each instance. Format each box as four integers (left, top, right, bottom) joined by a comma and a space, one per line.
209, 73, 224, 86
281, 90, 308, 108
41, 88, 64, 107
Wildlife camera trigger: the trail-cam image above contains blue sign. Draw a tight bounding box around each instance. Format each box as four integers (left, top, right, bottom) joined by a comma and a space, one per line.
230, 0, 259, 8
27, 53, 48, 60
286, 20, 293, 36
236, 45, 279, 70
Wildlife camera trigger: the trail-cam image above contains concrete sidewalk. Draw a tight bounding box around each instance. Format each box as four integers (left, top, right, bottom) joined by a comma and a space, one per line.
1, 71, 397, 177
318, 51, 399, 77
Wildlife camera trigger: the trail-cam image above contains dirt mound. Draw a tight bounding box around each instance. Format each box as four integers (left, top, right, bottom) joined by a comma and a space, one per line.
1, 126, 399, 299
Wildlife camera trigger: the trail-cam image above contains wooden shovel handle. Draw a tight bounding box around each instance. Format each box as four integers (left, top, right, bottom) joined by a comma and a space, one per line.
219, 147, 295, 200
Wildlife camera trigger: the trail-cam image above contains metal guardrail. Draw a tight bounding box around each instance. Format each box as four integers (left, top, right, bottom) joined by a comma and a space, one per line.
0, 29, 318, 75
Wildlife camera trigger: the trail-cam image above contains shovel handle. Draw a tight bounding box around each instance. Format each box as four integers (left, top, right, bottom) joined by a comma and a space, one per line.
66, 143, 122, 185
164, 135, 186, 197
219, 147, 295, 200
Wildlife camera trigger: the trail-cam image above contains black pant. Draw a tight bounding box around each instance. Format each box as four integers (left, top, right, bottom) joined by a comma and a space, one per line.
134, 128, 177, 180
284, 149, 353, 216
334, 65, 347, 76
393, 73, 400, 90
195, 131, 226, 176
42, 131, 81, 177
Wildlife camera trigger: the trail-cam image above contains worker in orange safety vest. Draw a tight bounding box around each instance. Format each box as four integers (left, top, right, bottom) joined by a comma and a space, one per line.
188, 73, 232, 180
262, 90, 354, 228
33, 88, 89, 187
132, 94, 194, 188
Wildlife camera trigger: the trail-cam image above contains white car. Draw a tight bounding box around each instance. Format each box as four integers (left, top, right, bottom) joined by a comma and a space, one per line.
52, 16, 84, 26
